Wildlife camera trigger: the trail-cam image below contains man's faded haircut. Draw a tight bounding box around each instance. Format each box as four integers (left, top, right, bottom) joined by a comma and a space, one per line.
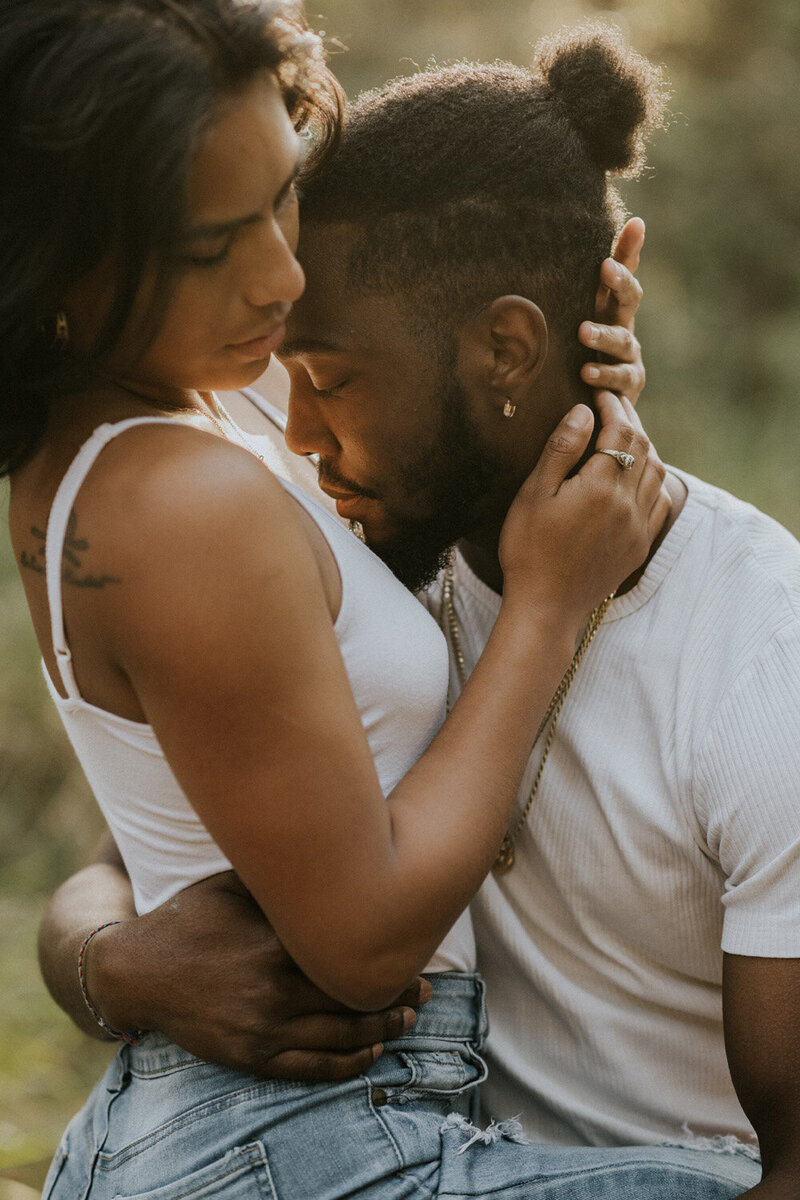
300, 23, 669, 374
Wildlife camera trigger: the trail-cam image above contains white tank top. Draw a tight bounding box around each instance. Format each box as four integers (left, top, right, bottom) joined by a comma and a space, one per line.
44, 416, 476, 973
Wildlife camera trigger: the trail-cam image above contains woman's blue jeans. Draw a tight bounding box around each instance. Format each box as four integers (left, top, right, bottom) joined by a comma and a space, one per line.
42, 973, 761, 1199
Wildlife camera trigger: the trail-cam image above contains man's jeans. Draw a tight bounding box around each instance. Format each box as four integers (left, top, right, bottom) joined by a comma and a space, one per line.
43, 974, 761, 1199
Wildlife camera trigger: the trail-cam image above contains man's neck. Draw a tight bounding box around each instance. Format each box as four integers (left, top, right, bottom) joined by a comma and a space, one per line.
457, 470, 687, 598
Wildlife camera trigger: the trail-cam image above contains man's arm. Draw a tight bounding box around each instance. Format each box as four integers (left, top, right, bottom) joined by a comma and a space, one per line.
39, 840, 429, 1080
724, 954, 800, 1197
697, 626, 800, 1195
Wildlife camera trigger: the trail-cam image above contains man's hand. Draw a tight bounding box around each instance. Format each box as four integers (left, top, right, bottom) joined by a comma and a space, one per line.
578, 216, 646, 406
83, 870, 431, 1081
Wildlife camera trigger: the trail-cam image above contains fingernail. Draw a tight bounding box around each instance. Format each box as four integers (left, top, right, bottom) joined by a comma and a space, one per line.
371, 1042, 384, 1062
585, 324, 600, 345
583, 365, 600, 382
418, 980, 433, 1003
401, 1007, 417, 1031
566, 404, 593, 430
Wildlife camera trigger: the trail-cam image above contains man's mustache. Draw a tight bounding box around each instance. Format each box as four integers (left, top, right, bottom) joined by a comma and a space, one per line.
316, 460, 379, 501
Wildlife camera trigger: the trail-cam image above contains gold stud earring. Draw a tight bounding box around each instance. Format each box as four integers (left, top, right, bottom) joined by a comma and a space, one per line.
54, 311, 69, 349
503, 399, 516, 419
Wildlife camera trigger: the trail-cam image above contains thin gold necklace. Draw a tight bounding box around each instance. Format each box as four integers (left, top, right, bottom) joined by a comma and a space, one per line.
110, 382, 266, 464
202, 395, 265, 463
440, 558, 613, 875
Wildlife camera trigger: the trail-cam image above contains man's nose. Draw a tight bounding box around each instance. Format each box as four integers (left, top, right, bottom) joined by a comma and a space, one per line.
284, 383, 338, 458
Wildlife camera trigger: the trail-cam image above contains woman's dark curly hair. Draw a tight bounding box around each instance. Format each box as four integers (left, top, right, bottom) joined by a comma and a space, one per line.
300, 22, 668, 385
0, 0, 342, 476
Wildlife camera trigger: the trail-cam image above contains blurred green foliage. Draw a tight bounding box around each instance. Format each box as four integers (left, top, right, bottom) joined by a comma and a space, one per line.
1, 0, 798, 1188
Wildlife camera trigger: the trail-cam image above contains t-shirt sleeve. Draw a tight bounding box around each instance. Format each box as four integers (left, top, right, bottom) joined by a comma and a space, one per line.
694, 624, 800, 957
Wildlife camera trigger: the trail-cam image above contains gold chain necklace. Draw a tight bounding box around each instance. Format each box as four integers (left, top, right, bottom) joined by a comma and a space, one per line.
440, 559, 613, 874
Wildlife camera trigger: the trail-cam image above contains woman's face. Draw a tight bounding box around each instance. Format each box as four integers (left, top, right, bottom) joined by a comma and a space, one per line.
68, 71, 306, 398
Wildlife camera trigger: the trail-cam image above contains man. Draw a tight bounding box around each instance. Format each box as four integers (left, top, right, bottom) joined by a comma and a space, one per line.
39, 30, 798, 1197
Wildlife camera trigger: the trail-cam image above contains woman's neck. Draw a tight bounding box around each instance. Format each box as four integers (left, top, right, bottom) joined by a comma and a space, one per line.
43, 379, 214, 444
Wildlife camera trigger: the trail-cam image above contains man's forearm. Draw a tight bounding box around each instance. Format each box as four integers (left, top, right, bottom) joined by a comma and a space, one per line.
38, 833, 137, 1039
39, 844, 430, 1080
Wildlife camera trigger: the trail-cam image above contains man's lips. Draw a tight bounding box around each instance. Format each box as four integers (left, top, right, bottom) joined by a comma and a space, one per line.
227, 323, 287, 360
318, 481, 376, 521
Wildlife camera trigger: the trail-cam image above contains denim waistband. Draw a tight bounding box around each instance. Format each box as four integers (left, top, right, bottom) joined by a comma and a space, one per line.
121, 971, 487, 1076
394, 972, 487, 1046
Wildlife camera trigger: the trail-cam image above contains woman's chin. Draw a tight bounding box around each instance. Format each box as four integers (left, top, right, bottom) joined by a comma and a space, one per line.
185, 356, 273, 395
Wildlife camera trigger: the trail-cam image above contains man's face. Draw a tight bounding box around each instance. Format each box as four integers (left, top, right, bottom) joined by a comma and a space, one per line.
276, 223, 502, 591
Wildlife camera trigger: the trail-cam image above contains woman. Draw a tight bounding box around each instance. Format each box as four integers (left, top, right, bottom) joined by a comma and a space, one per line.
2, 2, 726, 1196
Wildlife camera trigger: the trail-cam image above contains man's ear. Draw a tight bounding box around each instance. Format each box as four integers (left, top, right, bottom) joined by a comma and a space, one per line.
457, 296, 548, 417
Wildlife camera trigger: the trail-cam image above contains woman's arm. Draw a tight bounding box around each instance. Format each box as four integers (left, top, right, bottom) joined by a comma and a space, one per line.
38, 237, 656, 1059
75, 399, 665, 1011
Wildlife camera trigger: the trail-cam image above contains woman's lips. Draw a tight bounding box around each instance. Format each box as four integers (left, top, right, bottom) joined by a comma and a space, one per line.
228, 324, 287, 360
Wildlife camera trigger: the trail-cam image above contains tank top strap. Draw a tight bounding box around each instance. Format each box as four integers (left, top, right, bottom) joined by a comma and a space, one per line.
237, 386, 287, 434
238, 386, 288, 433
46, 417, 177, 699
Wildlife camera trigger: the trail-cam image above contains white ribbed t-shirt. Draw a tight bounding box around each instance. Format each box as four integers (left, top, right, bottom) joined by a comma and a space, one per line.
424, 468, 800, 1147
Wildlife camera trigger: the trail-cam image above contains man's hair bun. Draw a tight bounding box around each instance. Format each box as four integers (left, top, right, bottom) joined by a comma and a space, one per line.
537, 22, 670, 176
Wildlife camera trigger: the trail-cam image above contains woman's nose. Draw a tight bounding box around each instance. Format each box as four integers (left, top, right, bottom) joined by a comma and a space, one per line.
244, 223, 306, 310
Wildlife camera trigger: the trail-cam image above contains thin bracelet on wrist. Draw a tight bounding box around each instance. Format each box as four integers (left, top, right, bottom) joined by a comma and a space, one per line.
77, 921, 145, 1045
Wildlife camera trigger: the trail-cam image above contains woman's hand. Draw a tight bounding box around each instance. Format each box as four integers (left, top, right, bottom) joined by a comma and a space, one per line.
578, 216, 646, 407
499, 390, 669, 627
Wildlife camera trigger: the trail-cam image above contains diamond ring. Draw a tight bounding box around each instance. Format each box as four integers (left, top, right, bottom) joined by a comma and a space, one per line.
596, 448, 635, 470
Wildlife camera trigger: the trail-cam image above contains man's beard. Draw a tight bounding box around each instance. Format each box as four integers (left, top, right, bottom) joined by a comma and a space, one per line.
358, 377, 503, 594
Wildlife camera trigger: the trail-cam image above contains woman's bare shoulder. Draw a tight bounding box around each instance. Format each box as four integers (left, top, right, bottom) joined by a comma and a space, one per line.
59, 421, 319, 624
81, 421, 295, 543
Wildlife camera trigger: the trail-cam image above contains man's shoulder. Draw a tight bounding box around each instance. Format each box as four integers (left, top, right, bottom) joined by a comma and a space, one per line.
675, 467, 796, 535
674, 468, 800, 616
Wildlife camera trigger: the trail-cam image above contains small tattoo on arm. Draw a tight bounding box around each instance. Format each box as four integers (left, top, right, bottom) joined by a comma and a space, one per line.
62, 510, 121, 588
19, 526, 47, 575
19, 511, 121, 588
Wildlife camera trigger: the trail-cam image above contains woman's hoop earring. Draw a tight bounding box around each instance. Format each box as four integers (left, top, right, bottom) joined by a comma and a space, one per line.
38, 310, 69, 350
503, 399, 516, 419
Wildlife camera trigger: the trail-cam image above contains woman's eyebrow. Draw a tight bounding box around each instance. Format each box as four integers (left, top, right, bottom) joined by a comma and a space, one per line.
184, 153, 304, 241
